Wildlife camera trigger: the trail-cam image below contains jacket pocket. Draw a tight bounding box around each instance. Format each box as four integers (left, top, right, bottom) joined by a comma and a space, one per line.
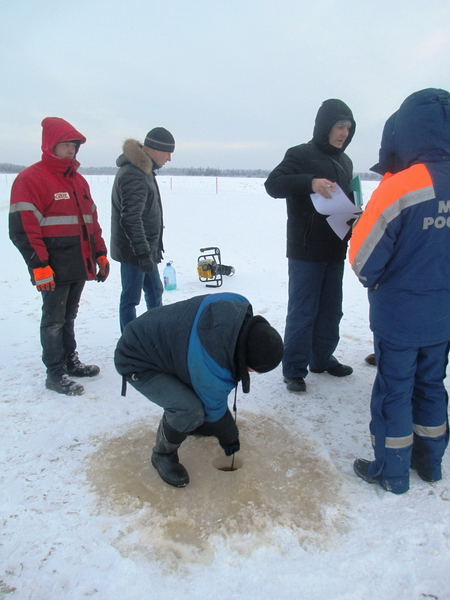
44, 236, 87, 282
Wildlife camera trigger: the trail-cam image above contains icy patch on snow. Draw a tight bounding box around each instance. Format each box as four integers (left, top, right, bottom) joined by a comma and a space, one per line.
85, 411, 349, 567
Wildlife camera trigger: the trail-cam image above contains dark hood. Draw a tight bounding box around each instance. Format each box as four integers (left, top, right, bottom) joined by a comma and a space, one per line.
369, 112, 401, 175
311, 99, 356, 154
371, 88, 450, 175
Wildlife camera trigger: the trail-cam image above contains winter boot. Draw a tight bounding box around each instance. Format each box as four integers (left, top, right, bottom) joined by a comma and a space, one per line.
283, 377, 306, 392
365, 353, 377, 367
353, 458, 409, 494
411, 437, 443, 483
310, 363, 353, 377
66, 352, 100, 377
151, 417, 189, 488
46, 374, 84, 396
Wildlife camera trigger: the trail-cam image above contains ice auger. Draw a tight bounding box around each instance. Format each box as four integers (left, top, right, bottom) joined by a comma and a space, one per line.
197, 247, 235, 288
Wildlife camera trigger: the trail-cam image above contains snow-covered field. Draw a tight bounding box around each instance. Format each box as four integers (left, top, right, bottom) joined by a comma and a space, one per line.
1, 174, 449, 600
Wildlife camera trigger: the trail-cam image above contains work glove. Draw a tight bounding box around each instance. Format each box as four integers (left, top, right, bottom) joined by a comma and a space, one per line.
33, 265, 55, 292
220, 438, 240, 457
138, 254, 154, 273
201, 409, 240, 456
96, 255, 110, 282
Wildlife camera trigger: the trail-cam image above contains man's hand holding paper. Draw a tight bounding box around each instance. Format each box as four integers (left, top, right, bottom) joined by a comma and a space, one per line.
311, 178, 336, 199
310, 183, 361, 240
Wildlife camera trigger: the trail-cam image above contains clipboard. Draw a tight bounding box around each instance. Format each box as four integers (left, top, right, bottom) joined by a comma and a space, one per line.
349, 175, 362, 207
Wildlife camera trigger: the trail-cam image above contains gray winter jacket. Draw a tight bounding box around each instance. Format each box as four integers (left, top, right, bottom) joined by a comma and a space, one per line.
110, 139, 164, 265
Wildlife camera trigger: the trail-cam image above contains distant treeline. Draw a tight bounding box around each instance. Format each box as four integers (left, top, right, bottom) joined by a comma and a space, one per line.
140, 167, 381, 180
161, 167, 271, 178
0, 163, 121, 175
0, 163, 381, 181
0, 163, 26, 173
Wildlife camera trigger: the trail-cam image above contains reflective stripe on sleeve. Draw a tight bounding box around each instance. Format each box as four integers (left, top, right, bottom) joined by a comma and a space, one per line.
352, 186, 435, 278
349, 164, 435, 270
9, 202, 43, 221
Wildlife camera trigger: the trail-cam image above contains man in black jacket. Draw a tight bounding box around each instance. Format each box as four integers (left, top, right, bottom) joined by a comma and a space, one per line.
111, 127, 174, 331
264, 99, 356, 393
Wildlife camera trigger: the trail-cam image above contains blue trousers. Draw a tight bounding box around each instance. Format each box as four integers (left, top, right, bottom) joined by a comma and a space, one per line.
367, 334, 450, 492
119, 262, 163, 332
41, 281, 85, 379
129, 373, 205, 433
283, 258, 344, 378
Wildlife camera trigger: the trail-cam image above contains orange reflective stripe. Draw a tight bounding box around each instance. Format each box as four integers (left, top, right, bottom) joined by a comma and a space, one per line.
349, 164, 434, 268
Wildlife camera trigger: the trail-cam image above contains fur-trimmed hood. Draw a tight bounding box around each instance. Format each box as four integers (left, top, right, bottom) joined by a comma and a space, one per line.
116, 138, 155, 174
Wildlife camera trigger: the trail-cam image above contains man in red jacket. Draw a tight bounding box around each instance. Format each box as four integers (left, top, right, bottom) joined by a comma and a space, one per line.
9, 117, 110, 396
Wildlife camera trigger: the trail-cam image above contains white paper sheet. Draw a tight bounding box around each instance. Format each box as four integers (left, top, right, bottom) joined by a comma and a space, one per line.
310, 184, 362, 240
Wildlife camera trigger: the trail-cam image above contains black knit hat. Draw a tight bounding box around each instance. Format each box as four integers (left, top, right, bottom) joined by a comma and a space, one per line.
144, 127, 175, 152
245, 317, 284, 373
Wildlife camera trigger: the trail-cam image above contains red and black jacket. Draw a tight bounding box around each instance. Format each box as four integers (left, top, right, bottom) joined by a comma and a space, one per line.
9, 117, 107, 285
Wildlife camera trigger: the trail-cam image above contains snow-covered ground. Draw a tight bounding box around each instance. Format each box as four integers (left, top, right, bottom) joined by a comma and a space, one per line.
1, 174, 449, 600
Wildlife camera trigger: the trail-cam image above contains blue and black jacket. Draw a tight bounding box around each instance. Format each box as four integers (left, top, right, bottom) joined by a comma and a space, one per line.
114, 293, 253, 422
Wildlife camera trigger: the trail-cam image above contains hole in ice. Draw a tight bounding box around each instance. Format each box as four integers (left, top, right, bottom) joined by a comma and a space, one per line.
85, 410, 348, 564
212, 455, 243, 472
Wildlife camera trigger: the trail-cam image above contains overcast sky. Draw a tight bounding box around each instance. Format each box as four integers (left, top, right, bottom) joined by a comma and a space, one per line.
1, 0, 449, 172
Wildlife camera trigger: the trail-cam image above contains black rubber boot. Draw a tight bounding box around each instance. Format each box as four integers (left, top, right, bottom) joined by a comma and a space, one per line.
151, 417, 189, 488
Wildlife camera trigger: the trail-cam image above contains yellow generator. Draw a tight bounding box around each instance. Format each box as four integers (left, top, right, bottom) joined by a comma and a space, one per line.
197, 247, 235, 288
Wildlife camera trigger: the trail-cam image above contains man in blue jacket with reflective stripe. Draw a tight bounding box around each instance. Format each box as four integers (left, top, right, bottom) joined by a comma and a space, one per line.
350, 88, 450, 494
114, 292, 284, 488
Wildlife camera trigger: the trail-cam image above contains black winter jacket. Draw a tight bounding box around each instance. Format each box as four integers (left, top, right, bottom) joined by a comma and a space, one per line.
110, 139, 164, 265
264, 99, 355, 262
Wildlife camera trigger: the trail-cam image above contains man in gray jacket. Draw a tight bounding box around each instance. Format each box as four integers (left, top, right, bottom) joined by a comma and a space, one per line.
111, 127, 175, 331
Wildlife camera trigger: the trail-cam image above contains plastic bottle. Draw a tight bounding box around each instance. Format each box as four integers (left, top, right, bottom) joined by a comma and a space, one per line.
163, 261, 177, 290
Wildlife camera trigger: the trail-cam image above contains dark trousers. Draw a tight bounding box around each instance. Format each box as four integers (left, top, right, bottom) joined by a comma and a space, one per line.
119, 262, 163, 332
41, 281, 85, 380
283, 258, 344, 379
367, 335, 450, 490
130, 373, 205, 433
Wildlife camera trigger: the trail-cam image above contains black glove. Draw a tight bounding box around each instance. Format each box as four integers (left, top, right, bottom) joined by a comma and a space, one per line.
138, 254, 154, 273
220, 438, 240, 456
347, 214, 361, 228
201, 409, 240, 456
